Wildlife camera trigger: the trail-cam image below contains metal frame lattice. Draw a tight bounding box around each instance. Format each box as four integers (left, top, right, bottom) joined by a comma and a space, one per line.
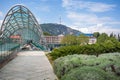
0, 5, 46, 46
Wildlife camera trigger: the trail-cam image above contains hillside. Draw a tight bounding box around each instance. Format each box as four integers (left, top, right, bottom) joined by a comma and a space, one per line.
40, 23, 82, 36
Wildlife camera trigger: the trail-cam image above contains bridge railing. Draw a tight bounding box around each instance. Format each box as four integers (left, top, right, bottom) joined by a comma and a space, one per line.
30, 42, 46, 50
0, 42, 20, 64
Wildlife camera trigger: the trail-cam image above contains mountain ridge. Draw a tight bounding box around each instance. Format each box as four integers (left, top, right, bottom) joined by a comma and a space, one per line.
40, 23, 82, 36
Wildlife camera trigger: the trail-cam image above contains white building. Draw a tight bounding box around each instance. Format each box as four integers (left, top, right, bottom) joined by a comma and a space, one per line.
44, 34, 97, 45
89, 37, 97, 44
44, 34, 64, 44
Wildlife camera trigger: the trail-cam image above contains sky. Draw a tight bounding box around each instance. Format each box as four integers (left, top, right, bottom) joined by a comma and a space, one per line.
0, 0, 120, 34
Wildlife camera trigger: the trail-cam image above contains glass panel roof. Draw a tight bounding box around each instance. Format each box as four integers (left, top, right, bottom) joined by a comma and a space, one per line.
0, 5, 45, 45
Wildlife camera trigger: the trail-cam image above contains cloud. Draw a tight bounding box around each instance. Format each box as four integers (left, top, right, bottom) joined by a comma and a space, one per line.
71, 23, 120, 34
35, 6, 50, 12
62, 0, 119, 34
86, 2, 116, 12
67, 12, 118, 25
66, 12, 120, 34
0, 11, 3, 17
62, 0, 116, 12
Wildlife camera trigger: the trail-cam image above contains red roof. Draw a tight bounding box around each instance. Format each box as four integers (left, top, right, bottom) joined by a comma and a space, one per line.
10, 35, 21, 39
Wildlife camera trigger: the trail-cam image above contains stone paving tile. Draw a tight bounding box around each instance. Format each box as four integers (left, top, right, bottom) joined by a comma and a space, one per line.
0, 51, 57, 80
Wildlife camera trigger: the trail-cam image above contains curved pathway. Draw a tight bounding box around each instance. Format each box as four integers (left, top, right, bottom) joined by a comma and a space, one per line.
0, 51, 57, 80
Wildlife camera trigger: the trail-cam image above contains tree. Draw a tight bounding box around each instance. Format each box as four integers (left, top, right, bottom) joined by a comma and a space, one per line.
78, 34, 89, 45
110, 32, 114, 37
43, 32, 52, 36
93, 32, 100, 38
61, 35, 77, 45
61, 34, 89, 45
118, 34, 120, 42
97, 33, 109, 43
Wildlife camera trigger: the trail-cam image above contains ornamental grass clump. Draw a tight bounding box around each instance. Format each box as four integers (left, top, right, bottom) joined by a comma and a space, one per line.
54, 55, 82, 78
61, 66, 117, 80
53, 53, 120, 80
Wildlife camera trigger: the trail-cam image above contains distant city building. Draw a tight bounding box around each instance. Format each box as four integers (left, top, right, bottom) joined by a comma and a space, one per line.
84, 33, 93, 37
9, 33, 97, 46
44, 34, 64, 44
88, 37, 97, 44
84, 33, 97, 44
10, 35, 22, 43
44, 34, 97, 45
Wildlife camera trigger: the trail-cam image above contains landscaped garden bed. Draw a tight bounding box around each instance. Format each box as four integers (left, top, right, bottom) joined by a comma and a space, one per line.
53, 53, 120, 80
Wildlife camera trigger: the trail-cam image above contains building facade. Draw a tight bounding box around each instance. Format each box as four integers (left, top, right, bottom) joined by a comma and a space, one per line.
10, 35, 22, 43
44, 34, 97, 47
88, 37, 97, 44
44, 35, 64, 44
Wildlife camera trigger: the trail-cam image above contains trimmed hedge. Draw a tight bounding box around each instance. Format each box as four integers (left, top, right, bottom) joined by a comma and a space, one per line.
53, 53, 120, 80
50, 42, 120, 60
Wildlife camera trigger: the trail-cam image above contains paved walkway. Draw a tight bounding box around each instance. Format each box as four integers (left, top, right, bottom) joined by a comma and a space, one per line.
0, 51, 57, 80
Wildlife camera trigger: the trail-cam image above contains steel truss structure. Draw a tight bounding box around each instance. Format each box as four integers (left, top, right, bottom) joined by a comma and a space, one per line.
0, 5, 46, 49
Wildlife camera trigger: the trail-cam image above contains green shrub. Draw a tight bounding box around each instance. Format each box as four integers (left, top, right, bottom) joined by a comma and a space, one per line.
61, 66, 117, 80
50, 42, 120, 60
54, 55, 83, 78
116, 42, 120, 52
53, 53, 120, 79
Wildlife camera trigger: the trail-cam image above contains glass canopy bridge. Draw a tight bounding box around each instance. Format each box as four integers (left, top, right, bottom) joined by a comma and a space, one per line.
0, 5, 46, 63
